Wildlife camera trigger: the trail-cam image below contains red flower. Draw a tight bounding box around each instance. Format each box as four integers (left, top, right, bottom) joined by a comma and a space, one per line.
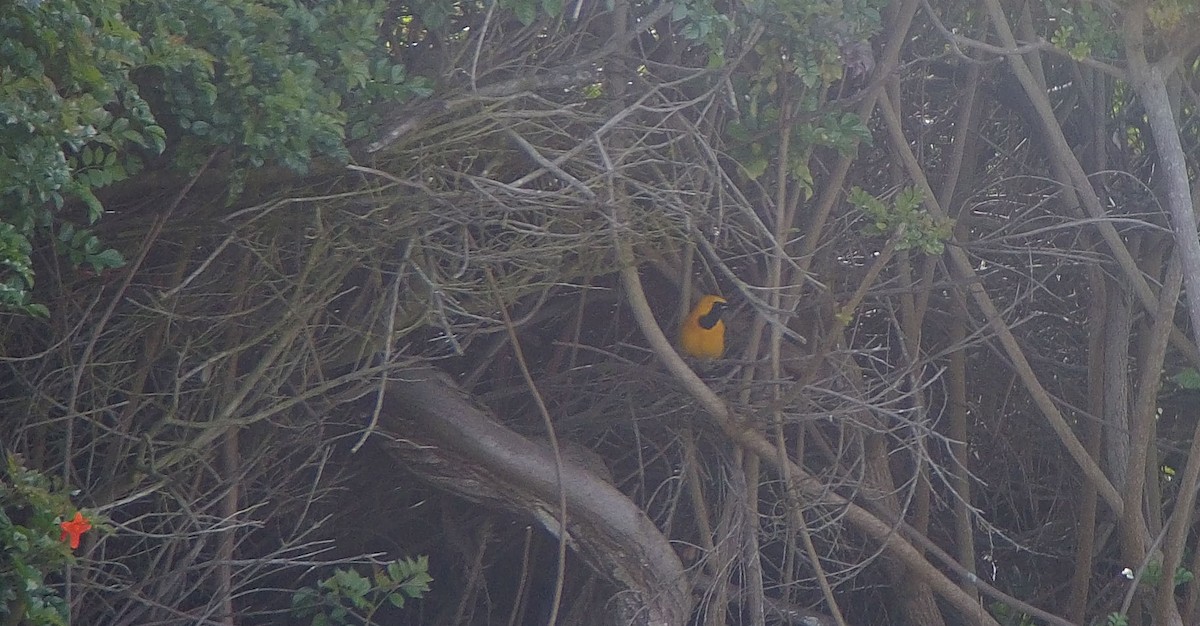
59, 512, 91, 550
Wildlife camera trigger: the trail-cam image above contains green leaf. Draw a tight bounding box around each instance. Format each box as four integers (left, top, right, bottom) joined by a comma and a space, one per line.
739, 154, 769, 180
87, 248, 125, 270
332, 569, 370, 599
396, 64, 415, 84
24, 303, 50, 318
512, 0, 537, 25
145, 125, 167, 154
10, 529, 29, 552
1171, 368, 1200, 389
79, 187, 104, 223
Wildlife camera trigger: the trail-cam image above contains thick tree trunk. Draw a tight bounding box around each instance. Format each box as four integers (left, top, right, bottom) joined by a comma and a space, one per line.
380, 365, 693, 626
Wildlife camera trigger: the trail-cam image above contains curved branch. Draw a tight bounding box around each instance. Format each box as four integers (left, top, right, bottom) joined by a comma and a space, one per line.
380, 365, 692, 626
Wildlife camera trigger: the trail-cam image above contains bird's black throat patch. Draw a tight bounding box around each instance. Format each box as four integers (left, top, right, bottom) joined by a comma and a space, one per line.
698, 301, 727, 330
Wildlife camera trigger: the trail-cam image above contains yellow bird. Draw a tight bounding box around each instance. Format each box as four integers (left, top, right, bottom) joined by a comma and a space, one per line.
679, 294, 728, 360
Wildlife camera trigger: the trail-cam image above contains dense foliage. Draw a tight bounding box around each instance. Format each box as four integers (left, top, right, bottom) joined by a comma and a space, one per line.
0, 0, 427, 314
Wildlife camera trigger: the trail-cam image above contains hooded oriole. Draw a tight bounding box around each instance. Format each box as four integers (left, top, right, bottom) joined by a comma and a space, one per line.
679, 295, 728, 360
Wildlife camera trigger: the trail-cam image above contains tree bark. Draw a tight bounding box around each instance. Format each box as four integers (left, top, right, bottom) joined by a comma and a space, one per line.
380, 365, 692, 626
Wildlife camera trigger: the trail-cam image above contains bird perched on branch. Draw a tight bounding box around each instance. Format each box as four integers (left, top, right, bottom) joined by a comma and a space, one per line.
679, 294, 728, 360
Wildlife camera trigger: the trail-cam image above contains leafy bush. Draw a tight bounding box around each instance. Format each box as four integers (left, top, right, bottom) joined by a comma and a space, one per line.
0, 0, 430, 316
0, 455, 95, 626
291, 557, 433, 626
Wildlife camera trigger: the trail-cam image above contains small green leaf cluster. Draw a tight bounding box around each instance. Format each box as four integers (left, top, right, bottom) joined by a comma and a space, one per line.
987, 601, 1036, 626
797, 112, 873, 156
1147, 0, 1199, 31
728, 111, 871, 190
500, 0, 566, 27
291, 556, 432, 626
714, 0, 881, 190
55, 223, 123, 273
849, 186, 952, 255
1140, 560, 1194, 588
0, 222, 45, 317
1045, 0, 1119, 61
0, 455, 92, 626
673, 0, 733, 50
1169, 367, 1200, 390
